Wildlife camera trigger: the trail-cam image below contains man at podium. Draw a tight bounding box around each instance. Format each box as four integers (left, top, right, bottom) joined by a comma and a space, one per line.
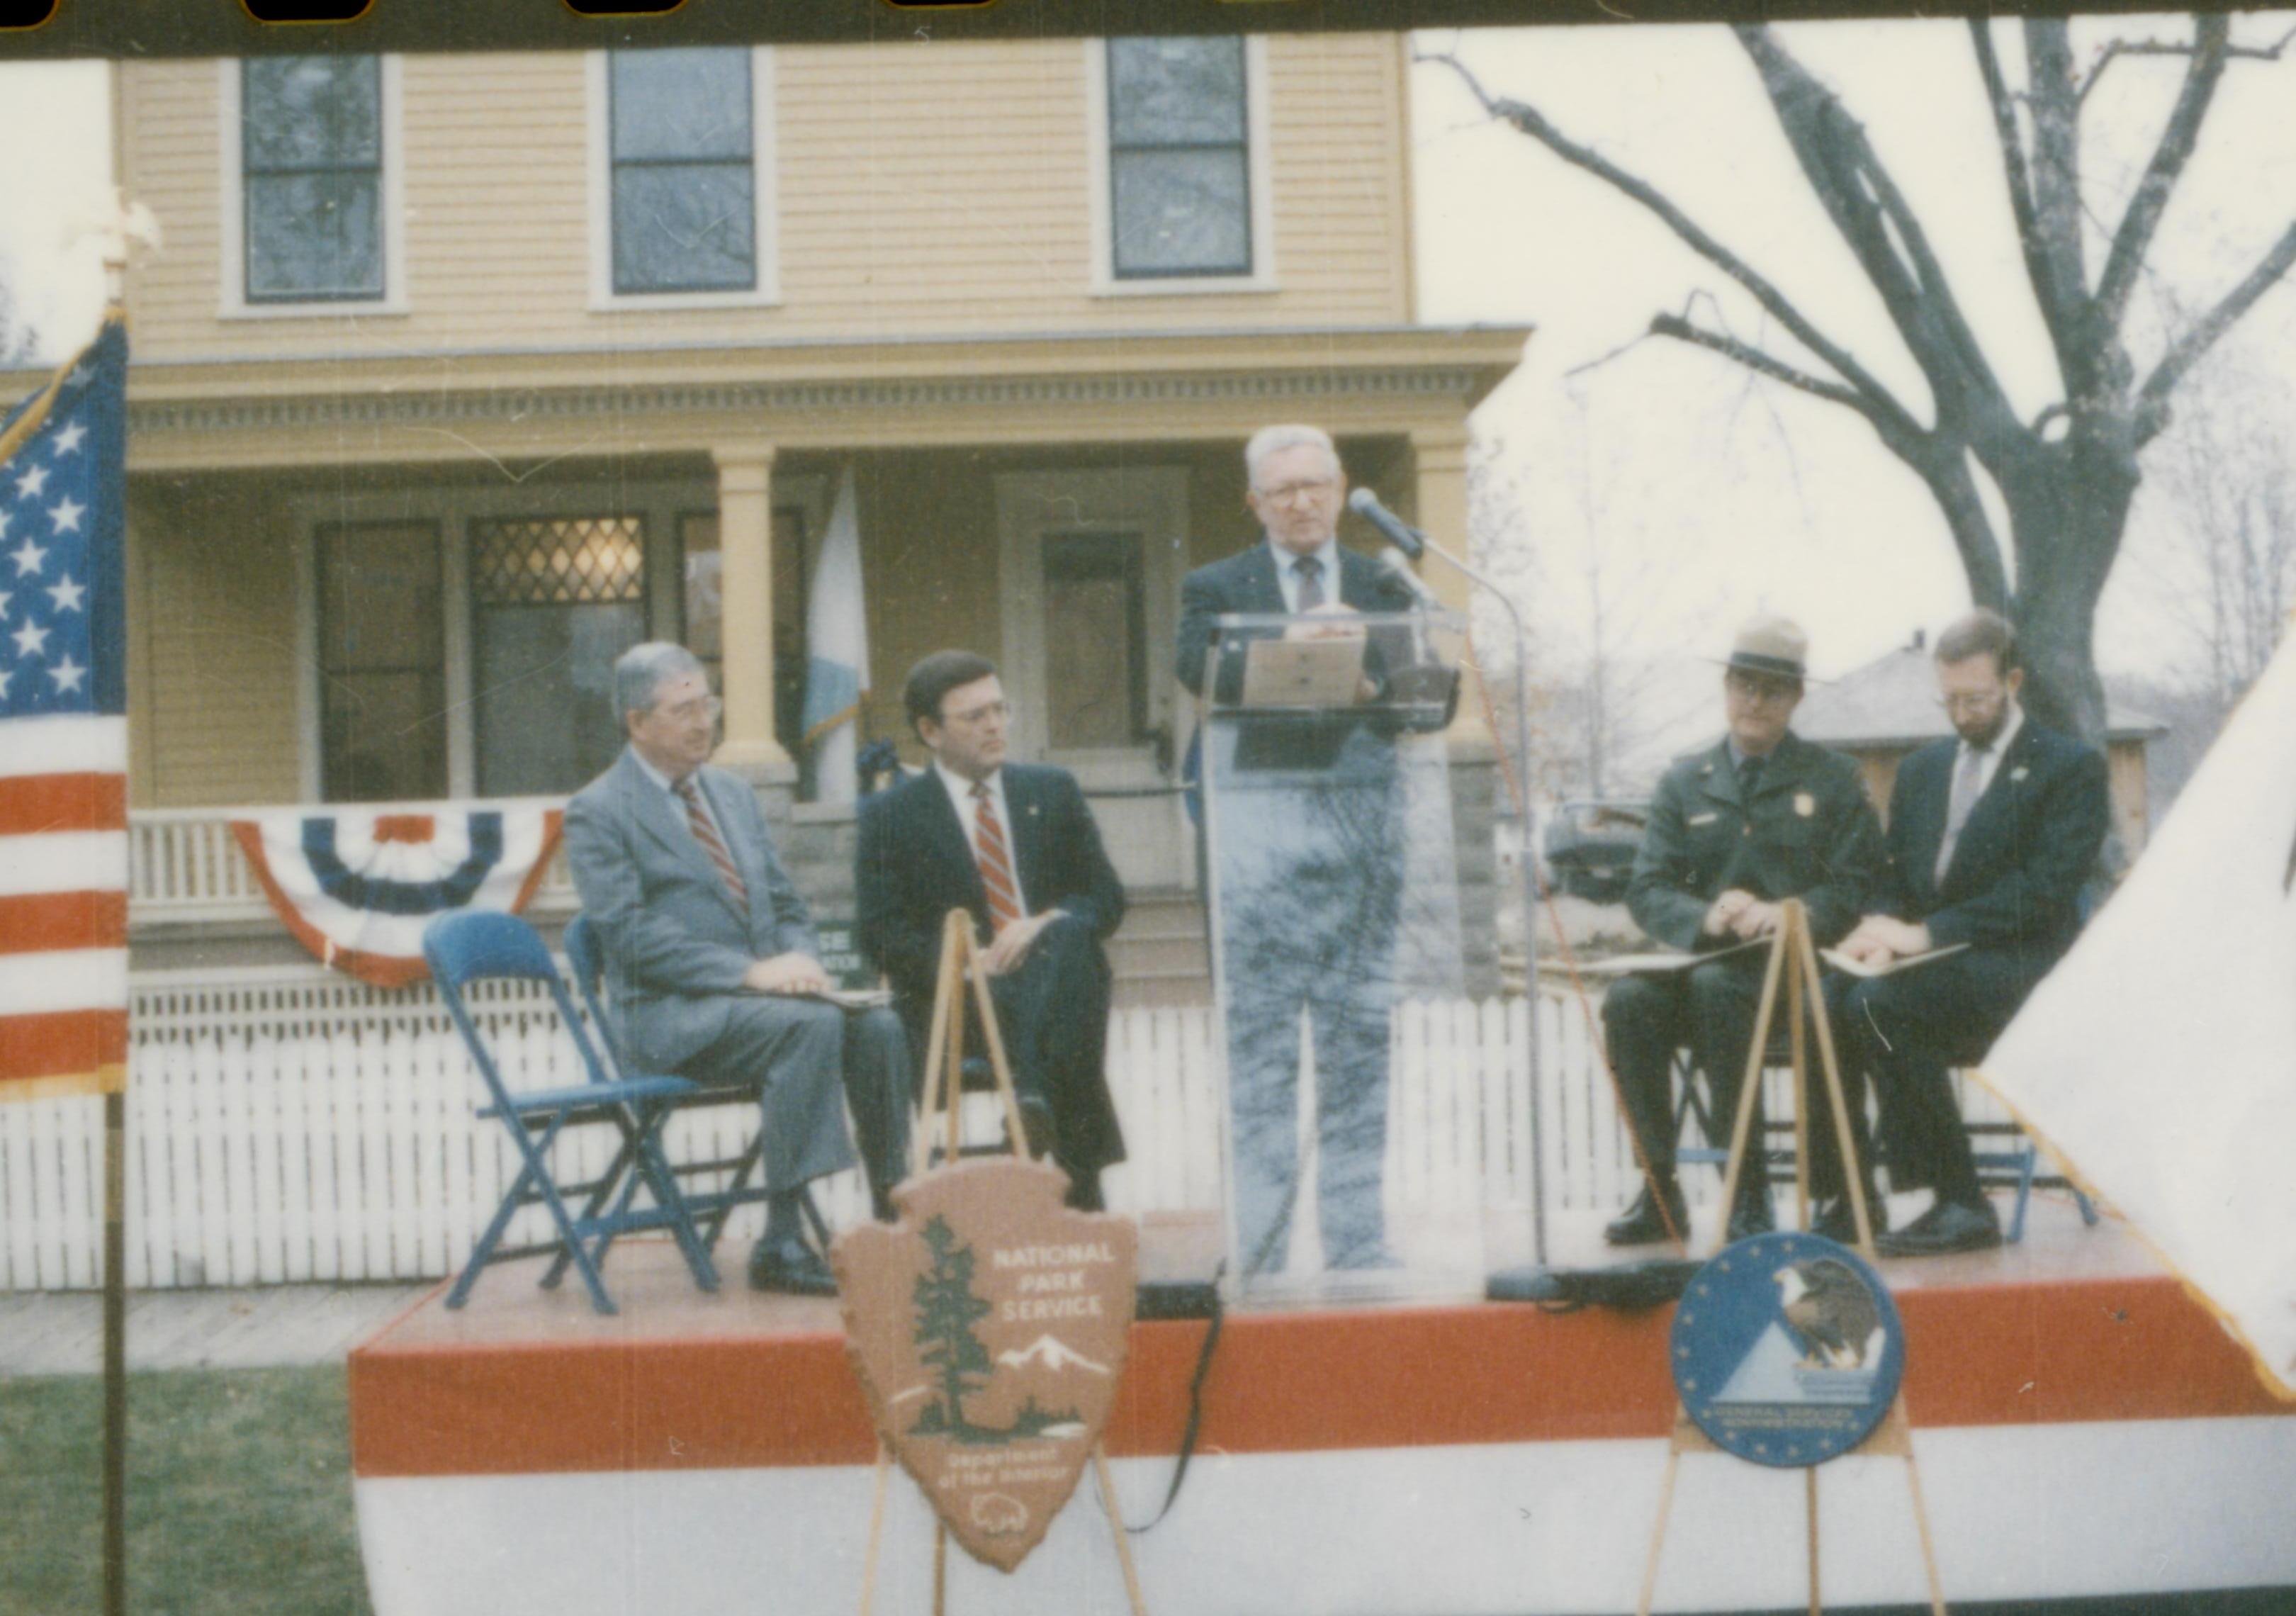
1178, 424, 1435, 1277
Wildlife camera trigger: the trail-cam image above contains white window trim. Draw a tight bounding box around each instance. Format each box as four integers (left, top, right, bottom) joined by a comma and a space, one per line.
218, 55, 410, 321
585, 47, 782, 313
1085, 35, 1276, 298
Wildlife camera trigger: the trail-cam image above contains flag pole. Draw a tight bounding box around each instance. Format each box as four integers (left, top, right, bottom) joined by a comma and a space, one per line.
96, 215, 139, 1616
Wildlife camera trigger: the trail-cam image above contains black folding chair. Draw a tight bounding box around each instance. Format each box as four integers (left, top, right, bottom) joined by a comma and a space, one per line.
424, 910, 719, 1315
562, 914, 828, 1252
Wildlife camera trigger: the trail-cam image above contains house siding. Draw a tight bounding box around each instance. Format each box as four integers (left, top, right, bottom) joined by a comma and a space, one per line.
118, 34, 1411, 365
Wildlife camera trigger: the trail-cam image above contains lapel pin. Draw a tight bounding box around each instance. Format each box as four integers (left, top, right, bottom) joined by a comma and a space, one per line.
1794, 792, 1815, 817
2010, 765, 2030, 782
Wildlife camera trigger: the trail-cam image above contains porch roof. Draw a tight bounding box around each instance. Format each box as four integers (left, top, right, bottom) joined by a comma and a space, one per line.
111, 325, 1536, 473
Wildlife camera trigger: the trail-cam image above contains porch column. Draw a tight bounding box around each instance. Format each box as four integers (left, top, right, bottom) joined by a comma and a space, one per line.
710, 443, 794, 778
1409, 426, 1491, 743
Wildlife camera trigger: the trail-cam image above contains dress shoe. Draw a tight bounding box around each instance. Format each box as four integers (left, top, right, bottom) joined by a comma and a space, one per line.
1811, 1196, 1884, 1245
1726, 1190, 1774, 1244
1063, 1172, 1104, 1213
748, 1234, 838, 1296
1604, 1182, 1690, 1247
1876, 1199, 2000, 1258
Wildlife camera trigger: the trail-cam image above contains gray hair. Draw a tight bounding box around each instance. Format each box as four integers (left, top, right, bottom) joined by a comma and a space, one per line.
614, 641, 707, 724
1244, 424, 1340, 491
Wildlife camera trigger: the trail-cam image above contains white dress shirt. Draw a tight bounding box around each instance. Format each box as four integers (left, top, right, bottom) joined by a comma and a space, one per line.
1954, 702, 2024, 804
935, 761, 1029, 917
1268, 536, 1341, 613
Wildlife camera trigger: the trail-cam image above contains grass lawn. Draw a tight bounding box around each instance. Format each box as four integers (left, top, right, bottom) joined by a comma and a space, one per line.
0, 1364, 370, 1616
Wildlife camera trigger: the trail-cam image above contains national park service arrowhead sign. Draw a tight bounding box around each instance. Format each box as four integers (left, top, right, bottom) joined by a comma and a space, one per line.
833, 1157, 1139, 1572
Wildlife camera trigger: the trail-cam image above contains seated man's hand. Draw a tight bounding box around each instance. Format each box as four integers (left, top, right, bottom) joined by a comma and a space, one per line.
745, 952, 831, 995
1702, 888, 1756, 937
1840, 914, 1930, 963
982, 910, 1064, 977
1728, 899, 1782, 941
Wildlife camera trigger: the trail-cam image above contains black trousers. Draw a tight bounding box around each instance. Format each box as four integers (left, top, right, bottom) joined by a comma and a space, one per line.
1604, 955, 1876, 1201
1832, 948, 2035, 1207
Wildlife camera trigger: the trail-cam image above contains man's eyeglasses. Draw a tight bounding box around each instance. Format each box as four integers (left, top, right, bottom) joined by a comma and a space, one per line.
1724, 673, 1799, 707
1255, 478, 1338, 505
658, 695, 724, 723
1936, 690, 2005, 716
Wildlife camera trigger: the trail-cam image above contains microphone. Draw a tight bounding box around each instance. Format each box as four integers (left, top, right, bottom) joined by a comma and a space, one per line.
1378, 546, 1443, 609
1346, 487, 1427, 559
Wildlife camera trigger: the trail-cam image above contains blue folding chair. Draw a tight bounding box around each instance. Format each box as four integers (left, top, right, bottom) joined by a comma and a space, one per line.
424, 910, 721, 1315
562, 915, 828, 1253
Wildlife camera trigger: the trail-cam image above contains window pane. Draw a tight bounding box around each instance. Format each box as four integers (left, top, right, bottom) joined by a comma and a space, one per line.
612, 164, 757, 293
246, 172, 383, 300
1112, 149, 1249, 276
244, 56, 380, 169
475, 604, 648, 797
324, 672, 447, 804
609, 49, 752, 161
471, 517, 646, 607
1108, 38, 1244, 146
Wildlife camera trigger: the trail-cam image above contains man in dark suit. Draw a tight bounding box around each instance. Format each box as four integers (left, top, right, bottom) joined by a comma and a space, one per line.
855, 651, 1127, 1212
1604, 615, 1886, 1248
1176, 424, 1444, 1277
565, 643, 911, 1296
1830, 609, 2109, 1256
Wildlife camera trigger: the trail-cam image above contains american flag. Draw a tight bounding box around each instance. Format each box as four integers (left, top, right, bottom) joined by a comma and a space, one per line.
0, 318, 128, 1101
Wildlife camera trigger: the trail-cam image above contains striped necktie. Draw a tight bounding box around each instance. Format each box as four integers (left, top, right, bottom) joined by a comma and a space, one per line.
675, 777, 748, 909
972, 780, 1023, 933
1293, 555, 1326, 612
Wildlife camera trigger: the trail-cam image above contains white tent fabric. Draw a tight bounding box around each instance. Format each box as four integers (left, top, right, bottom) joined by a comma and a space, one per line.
1981, 630, 2296, 1401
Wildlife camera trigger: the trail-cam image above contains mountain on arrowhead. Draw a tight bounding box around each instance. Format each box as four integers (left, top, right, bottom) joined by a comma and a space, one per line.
995, 1334, 1110, 1375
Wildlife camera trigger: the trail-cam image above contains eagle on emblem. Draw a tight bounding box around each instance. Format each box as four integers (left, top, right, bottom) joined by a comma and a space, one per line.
1773, 1259, 1886, 1371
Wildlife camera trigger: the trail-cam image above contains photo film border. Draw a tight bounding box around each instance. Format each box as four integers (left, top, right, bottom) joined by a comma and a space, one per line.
0, 0, 2234, 61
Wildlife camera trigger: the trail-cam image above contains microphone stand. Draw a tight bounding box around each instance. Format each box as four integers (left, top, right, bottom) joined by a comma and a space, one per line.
1405, 531, 1549, 1271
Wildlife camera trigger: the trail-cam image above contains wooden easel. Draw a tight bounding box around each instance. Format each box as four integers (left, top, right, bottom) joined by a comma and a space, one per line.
856, 909, 1151, 1616
1636, 898, 1948, 1616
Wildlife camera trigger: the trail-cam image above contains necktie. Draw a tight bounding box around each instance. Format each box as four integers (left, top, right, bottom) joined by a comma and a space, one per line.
972, 780, 1023, 933
1934, 744, 1988, 884
676, 777, 748, 909
1738, 754, 1765, 797
1293, 555, 1326, 612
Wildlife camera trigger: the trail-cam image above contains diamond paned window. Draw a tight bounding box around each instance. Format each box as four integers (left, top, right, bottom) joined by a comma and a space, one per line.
242, 56, 385, 303
471, 517, 649, 795
609, 48, 758, 295
1107, 38, 1251, 279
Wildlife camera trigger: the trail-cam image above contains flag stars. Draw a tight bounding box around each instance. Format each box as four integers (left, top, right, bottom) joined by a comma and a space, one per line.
9, 536, 45, 577
11, 619, 50, 659
49, 497, 84, 537
64, 362, 94, 391
49, 654, 86, 695
49, 420, 86, 459
0, 587, 11, 621
13, 463, 47, 500
0, 668, 11, 700
47, 575, 84, 615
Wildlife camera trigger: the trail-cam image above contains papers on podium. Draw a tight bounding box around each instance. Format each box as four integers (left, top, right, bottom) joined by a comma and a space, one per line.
1237, 636, 1366, 708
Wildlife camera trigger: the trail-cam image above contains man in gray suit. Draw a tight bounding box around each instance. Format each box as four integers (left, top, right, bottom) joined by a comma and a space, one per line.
564, 643, 910, 1295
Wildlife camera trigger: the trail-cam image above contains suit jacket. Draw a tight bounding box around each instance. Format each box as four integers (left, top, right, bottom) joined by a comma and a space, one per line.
1176, 542, 1422, 701
854, 763, 1127, 1009
563, 748, 818, 1072
1627, 731, 1884, 953
1875, 717, 2108, 969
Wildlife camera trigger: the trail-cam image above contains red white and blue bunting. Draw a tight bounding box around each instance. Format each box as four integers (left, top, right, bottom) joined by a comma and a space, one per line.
230, 808, 564, 989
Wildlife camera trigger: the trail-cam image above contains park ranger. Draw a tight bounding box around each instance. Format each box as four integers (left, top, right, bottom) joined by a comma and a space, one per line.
1600, 614, 1885, 1248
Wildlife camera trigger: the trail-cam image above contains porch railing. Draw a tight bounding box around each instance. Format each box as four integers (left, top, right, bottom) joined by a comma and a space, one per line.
128, 801, 578, 928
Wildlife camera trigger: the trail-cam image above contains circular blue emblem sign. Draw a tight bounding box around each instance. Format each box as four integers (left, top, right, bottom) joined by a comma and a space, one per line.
1670, 1231, 1905, 1467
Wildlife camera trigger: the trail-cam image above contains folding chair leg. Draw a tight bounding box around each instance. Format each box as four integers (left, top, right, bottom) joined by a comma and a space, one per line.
520, 1112, 620, 1315
541, 1130, 641, 1291
629, 1117, 720, 1291
799, 1186, 832, 1252
449, 1160, 541, 1310
697, 1135, 766, 1252
2008, 1143, 2037, 1245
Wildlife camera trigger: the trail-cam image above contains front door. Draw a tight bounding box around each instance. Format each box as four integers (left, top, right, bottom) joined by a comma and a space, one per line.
995, 468, 1191, 889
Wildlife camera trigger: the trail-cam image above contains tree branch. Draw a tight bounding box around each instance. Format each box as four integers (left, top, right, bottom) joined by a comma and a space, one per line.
2078, 21, 2296, 102
1418, 47, 1925, 444
2094, 16, 2229, 337
1971, 19, 2083, 370
1647, 311, 1879, 417
2133, 220, 2296, 446
2024, 21, 2090, 335
1735, 26, 2023, 450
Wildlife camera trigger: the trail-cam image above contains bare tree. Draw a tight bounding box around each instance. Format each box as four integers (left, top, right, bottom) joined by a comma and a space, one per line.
1426, 18, 2296, 744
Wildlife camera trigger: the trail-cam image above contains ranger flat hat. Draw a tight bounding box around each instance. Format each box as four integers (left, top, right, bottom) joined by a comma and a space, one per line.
1712, 613, 1811, 681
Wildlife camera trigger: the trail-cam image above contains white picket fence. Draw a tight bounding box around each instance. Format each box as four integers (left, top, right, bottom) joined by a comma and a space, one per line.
0, 968, 2037, 1292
